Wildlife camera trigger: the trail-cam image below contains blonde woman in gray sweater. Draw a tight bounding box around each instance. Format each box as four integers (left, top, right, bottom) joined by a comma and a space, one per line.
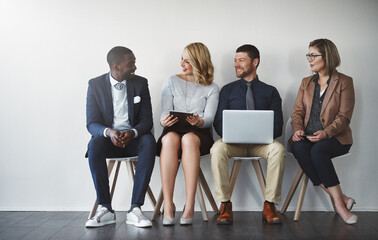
157, 42, 219, 226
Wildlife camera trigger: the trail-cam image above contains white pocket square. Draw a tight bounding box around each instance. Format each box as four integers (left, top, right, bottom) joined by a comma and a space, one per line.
134, 96, 141, 103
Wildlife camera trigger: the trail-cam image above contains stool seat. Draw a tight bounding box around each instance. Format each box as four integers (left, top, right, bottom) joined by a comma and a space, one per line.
107, 157, 138, 162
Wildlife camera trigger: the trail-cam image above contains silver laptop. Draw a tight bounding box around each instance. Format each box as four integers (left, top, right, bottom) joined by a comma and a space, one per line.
222, 110, 274, 144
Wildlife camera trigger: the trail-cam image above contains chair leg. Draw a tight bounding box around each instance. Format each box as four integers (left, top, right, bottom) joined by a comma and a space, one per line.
152, 189, 164, 221
88, 160, 117, 219
229, 160, 242, 197
146, 186, 157, 208
110, 161, 121, 201
89, 199, 99, 220
280, 168, 304, 215
130, 162, 157, 209
125, 161, 135, 181
196, 180, 209, 221
198, 168, 220, 214
294, 175, 309, 221
251, 159, 266, 197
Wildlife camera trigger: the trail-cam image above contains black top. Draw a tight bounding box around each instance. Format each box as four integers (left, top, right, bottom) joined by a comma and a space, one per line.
213, 76, 283, 139
305, 74, 331, 135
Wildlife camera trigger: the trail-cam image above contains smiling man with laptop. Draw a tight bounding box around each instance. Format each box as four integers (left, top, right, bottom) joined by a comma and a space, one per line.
211, 44, 285, 225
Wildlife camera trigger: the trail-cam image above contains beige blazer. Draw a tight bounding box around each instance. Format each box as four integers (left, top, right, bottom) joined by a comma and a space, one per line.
291, 70, 355, 145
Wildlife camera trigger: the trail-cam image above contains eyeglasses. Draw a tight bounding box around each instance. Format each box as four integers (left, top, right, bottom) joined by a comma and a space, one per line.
306, 54, 322, 60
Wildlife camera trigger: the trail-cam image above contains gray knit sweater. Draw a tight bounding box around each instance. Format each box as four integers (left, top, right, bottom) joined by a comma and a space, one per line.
160, 75, 219, 128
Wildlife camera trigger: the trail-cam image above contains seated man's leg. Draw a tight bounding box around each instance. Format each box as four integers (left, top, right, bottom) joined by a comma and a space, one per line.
250, 140, 286, 203
88, 136, 114, 208
86, 136, 116, 227
210, 139, 246, 224
249, 140, 285, 224
210, 139, 247, 201
130, 132, 156, 207
125, 132, 156, 228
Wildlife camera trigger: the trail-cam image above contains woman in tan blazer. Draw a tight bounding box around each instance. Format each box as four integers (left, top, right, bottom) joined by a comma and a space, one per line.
291, 39, 357, 224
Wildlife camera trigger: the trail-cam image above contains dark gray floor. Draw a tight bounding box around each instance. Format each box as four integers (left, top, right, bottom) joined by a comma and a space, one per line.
0, 211, 377, 240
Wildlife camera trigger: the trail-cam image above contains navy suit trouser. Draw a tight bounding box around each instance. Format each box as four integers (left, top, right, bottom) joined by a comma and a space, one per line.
292, 137, 351, 188
88, 133, 156, 207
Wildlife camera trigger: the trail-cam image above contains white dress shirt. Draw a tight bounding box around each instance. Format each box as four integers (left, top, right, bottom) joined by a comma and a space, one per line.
103, 73, 138, 138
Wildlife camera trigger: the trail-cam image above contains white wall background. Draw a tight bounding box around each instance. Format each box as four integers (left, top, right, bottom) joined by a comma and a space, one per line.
0, 0, 377, 212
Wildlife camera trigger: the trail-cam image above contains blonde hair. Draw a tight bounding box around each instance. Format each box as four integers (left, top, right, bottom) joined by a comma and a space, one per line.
309, 38, 341, 75
184, 42, 214, 86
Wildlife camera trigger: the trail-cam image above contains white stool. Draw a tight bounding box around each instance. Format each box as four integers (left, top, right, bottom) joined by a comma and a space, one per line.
228, 157, 266, 200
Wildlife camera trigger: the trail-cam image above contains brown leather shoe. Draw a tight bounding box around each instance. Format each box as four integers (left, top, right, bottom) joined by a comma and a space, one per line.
262, 201, 282, 224
217, 201, 233, 225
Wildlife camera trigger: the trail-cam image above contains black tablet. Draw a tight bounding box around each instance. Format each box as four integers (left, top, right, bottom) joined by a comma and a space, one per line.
168, 111, 194, 132
299, 134, 315, 137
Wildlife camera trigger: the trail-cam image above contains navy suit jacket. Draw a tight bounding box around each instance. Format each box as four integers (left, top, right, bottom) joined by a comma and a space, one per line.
86, 73, 153, 138
213, 77, 283, 139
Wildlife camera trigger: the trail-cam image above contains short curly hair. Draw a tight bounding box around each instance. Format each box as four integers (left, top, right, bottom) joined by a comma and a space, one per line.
107, 46, 133, 67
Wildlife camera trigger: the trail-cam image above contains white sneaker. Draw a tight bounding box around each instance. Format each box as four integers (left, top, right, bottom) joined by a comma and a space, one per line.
85, 206, 116, 228
126, 207, 152, 228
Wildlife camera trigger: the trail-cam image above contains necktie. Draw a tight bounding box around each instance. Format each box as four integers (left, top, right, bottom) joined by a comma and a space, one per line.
246, 82, 255, 110
114, 82, 125, 90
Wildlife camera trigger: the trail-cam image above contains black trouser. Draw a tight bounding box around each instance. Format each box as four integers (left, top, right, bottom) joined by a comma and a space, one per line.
292, 138, 351, 188
87, 133, 156, 207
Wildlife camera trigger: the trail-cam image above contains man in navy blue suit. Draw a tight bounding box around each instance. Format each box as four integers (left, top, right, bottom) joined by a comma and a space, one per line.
85, 46, 156, 228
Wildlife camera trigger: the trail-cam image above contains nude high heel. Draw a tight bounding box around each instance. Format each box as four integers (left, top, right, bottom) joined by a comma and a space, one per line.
163, 204, 176, 226
346, 198, 356, 211
180, 205, 193, 225
345, 214, 358, 225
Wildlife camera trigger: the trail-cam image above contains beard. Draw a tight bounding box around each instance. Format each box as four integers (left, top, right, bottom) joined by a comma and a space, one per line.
235, 66, 254, 79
